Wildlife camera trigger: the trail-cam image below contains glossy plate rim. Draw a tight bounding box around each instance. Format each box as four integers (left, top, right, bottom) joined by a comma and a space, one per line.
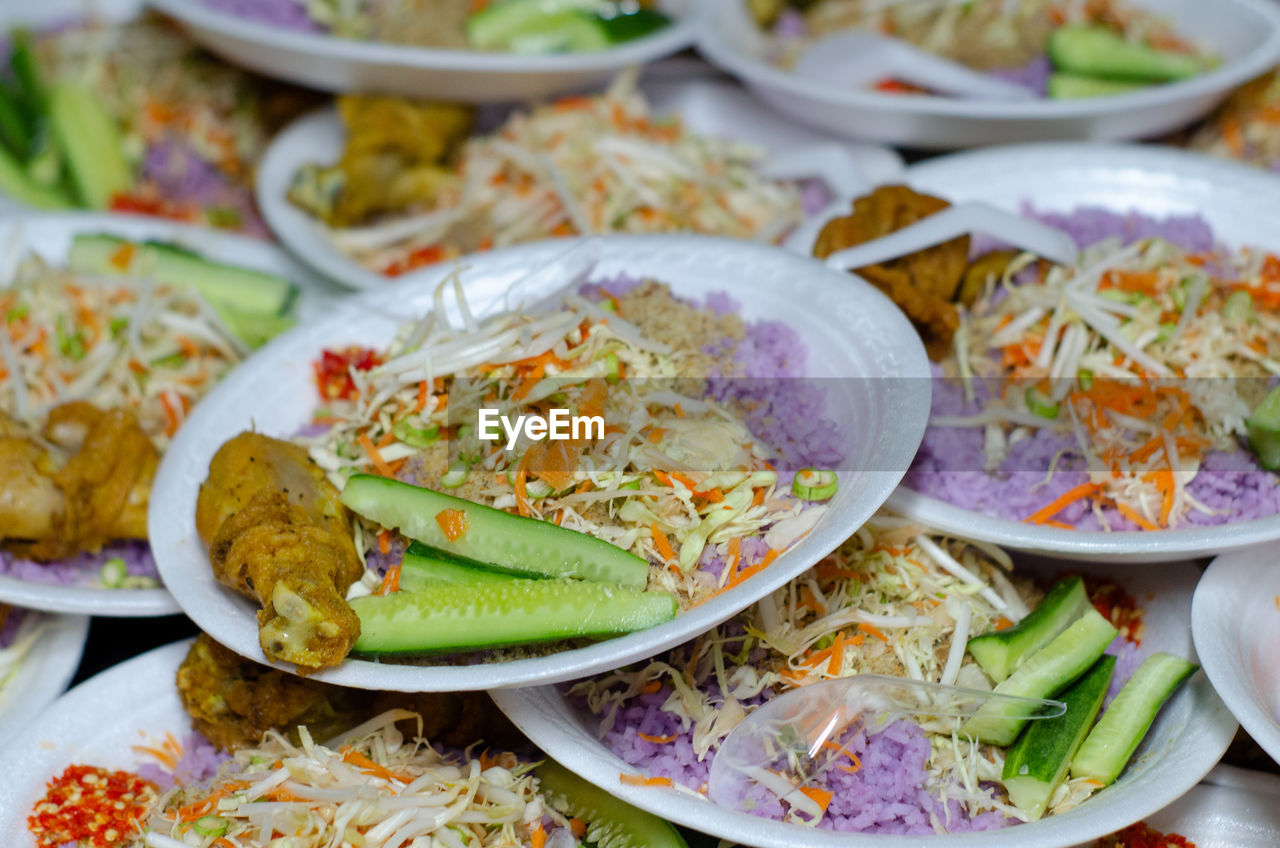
696, 0, 1280, 121
0, 211, 341, 616
0, 611, 90, 747
494, 557, 1237, 848
1192, 546, 1280, 767
149, 234, 932, 691
795, 143, 1280, 564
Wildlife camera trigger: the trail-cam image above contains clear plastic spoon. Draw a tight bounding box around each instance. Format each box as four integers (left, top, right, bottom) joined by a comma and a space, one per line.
793, 30, 1038, 101
821, 200, 1080, 271
706, 675, 1065, 815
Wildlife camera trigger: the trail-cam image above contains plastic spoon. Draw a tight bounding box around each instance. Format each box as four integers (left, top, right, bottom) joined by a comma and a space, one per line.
759, 143, 880, 201
821, 200, 1080, 271
706, 675, 1065, 813
793, 30, 1038, 101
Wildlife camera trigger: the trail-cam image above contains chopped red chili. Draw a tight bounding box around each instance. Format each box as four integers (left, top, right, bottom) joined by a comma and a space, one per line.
1096, 821, 1196, 847
314, 346, 385, 401
28, 764, 158, 847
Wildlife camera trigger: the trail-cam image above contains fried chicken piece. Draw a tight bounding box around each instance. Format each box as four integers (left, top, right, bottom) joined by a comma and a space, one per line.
813, 185, 972, 360
0, 403, 156, 560
178, 634, 520, 752
196, 432, 363, 672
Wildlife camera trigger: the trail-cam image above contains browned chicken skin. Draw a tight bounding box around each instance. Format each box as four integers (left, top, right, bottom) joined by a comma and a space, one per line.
177, 633, 520, 752
196, 432, 363, 672
0, 402, 156, 560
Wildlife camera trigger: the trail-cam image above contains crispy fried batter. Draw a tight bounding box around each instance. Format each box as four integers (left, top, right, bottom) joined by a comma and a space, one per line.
196, 433, 363, 672
0, 402, 156, 560
813, 185, 973, 359
178, 634, 519, 752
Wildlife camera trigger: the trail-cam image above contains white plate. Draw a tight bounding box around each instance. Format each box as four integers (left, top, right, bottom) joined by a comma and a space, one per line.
1192, 546, 1280, 767
696, 0, 1280, 149
0, 611, 88, 747
1092, 776, 1280, 848
149, 0, 698, 102
0, 639, 194, 846
793, 143, 1280, 564
0, 212, 344, 616
256, 71, 904, 292
495, 557, 1236, 848
149, 235, 932, 691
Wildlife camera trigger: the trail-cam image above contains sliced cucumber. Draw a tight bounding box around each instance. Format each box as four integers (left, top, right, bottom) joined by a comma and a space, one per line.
1048, 26, 1201, 83
1071, 652, 1198, 787
1047, 73, 1148, 99
968, 577, 1091, 684
68, 234, 298, 318
537, 759, 689, 848
466, 0, 604, 50
1003, 655, 1115, 821
1247, 387, 1280, 471
350, 579, 676, 655
48, 81, 132, 208
341, 474, 649, 588
398, 541, 530, 590
962, 606, 1118, 746
507, 12, 611, 53
0, 143, 72, 209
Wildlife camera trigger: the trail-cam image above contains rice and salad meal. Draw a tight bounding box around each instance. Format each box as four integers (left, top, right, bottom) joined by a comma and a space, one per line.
0, 233, 301, 590
0, 15, 314, 232
199, 0, 674, 54
23, 636, 690, 848
814, 185, 1280, 531
751, 0, 1215, 99
569, 514, 1196, 834
284, 74, 817, 278
195, 257, 844, 672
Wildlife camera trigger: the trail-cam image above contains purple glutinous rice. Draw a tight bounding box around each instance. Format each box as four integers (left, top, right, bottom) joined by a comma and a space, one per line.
988, 55, 1052, 97
141, 139, 268, 237
907, 207, 1280, 529
136, 732, 232, 790
0, 540, 158, 588
201, 0, 320, 32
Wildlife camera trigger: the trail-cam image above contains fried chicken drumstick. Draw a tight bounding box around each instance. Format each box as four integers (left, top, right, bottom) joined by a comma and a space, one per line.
196, 432, 363, 672
178, 634, 519, 752
0, 402, 157, 560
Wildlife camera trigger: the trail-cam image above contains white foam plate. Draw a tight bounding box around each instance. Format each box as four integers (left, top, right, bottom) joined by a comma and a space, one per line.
1192, 546, 1280, 767
0, 639, 194, 846
256, 70, 904, 292
697, 0, 1280, 149
0, 611, 88, 747
150, 0, 698, 102
495, 557, 1236, 848
0, 212, 344, 616
149, 235, 931, 691
792, 143, 1280, 564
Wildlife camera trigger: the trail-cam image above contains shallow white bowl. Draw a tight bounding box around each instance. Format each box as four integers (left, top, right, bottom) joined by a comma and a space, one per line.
0, 640, 194, 846
793, 143, 1280, 564
256, 70, 905, 291
1192, 546, 1280, 767
0, 212, 342, 616
0, 611, 88, 747
149, 0, 698, 102
697, 0, 1280, 149
495, 557, 1235, 848
149, 235, 931, 691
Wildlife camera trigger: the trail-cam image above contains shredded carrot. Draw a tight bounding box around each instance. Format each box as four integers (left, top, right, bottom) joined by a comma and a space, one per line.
1025, 482, 1098, 525
570, 818, 587, 838
341, 747, 412, 783
378, 561, 401, 596
826, 632, 845, 676
857, 622, 890, 643
994, 616, 1014, 631
647, 428, 665, 443
638, 732, 677, 744
1117, 502, 1160, 532
620, 774, 673, 788
640, 679, 663, 694
109, 242, 136, 270
531, 826, 547, 848
130, 744, 179, 770
158, 391, 181, 437
751, 487, 766, 508
357, 432, 397, 477
836, 751, 862, 774
799, 786, 833, 812
651, 523, 677, 566
435, 508, 469, 541
378, 528, 391, 555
